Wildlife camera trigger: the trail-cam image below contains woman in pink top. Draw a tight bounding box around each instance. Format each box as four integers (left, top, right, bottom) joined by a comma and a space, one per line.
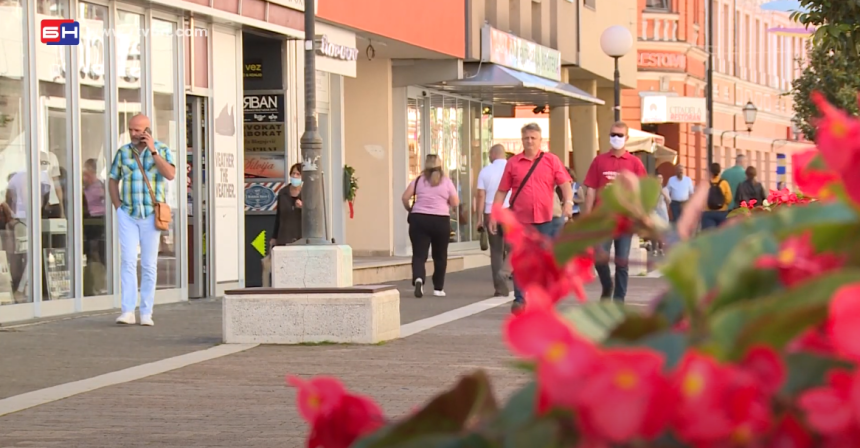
401, 154, 459, 298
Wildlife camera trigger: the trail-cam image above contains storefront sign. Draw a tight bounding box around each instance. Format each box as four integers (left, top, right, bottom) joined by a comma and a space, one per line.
244, 182, 281, 211
243, 94, 284, 123
245, 154, 286, 179
480, 25, 561, 82
641, 96, 706, 124
315, 23, 358, 78
244, 59, 263, 78
316, 35, 359, 61
637, 51, 686, 71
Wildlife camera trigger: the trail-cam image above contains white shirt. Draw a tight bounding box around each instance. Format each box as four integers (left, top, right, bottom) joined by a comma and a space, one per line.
477, 159, 511, 214
666, 175, 695, 202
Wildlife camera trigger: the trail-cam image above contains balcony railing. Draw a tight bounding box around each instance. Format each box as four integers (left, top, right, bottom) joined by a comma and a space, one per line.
641, 15, 679, 42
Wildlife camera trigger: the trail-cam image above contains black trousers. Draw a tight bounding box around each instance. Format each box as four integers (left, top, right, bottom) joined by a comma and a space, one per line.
408, 213, 450, 291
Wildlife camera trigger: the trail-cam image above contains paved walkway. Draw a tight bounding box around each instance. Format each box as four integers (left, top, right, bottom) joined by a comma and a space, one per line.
0, 269, 666, 448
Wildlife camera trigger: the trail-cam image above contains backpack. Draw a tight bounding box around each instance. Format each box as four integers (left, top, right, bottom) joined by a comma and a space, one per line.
707, 180, 727, 210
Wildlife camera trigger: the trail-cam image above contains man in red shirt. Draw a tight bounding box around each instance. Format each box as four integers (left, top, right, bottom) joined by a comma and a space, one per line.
583, 121, 647, 302
489, 122, 573, 314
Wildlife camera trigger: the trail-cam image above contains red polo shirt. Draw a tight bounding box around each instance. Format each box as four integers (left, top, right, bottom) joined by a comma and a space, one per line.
498, 151, 571, 224
584, 150, 647, 207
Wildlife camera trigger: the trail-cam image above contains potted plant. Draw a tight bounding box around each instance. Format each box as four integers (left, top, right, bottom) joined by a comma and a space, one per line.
287, 92, 860, 448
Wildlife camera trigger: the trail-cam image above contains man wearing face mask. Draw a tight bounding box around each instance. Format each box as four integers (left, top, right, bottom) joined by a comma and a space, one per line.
583, 121, 647, 303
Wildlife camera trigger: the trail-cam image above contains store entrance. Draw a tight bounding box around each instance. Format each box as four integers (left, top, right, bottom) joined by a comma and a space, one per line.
186, 95, 210, 298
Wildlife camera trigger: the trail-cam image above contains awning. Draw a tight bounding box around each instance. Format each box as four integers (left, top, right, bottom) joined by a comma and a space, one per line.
423, 64, 604, 107
627, 129, 678, 165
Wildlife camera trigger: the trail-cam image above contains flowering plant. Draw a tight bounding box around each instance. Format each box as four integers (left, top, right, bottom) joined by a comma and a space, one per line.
727, 189, 816, 219
288, 92, 860, 448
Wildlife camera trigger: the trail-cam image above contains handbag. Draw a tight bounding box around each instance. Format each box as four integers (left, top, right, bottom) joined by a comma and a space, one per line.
507, 152, 545, 209
132, 150, 172, 231
406, 177, 420, 224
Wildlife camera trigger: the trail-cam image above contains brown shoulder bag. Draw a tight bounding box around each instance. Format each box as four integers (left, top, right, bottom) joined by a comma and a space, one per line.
132, 150, 172, 231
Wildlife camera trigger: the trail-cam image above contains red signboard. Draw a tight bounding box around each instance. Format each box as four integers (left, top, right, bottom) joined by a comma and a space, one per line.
637, 51, 687, 71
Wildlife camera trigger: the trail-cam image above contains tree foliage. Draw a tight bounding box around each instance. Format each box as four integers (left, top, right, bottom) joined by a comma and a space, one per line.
791, 0, 860, 55
791, 41, 860, 140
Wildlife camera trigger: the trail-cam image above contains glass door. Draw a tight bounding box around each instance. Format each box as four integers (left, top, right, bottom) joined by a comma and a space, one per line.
186, 95, 209, 298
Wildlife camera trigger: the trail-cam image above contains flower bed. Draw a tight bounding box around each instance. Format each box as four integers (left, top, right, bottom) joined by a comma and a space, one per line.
287, 92, 860, 448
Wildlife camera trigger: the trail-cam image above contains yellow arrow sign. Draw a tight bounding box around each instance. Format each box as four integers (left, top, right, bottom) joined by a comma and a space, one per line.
251, 230, 267, 257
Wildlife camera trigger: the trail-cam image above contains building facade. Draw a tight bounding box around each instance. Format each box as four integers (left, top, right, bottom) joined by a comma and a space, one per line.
629, 0, 807, 186
0, 0, 362, 321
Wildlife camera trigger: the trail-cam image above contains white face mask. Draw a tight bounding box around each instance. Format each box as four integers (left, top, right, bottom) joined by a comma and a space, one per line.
609, 136, 626, 150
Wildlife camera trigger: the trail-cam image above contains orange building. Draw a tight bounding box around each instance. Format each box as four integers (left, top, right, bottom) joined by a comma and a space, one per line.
627, 0, 808, 187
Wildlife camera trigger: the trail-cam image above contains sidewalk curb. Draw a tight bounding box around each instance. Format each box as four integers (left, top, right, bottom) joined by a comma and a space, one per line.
400, 294, 514, 338
0, 343, 258, 418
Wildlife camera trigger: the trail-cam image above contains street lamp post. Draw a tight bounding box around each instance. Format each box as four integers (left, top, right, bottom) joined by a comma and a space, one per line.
299, 0, 327, 245
600, 26, 633, 122
719, 101, 759, 147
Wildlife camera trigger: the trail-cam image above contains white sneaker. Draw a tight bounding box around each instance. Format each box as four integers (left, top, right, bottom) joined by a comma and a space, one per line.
140, 315, 154, 326
414, 279, 424, 298
116, 312, 136, 325
433, 290, 446, 297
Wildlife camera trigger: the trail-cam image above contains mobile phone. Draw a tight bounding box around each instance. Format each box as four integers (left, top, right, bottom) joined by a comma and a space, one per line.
144, 127, 152, 136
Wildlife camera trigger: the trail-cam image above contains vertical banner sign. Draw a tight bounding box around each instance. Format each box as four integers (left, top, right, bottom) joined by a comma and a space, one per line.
243, 94, 286, 153
212, 28, 241, 282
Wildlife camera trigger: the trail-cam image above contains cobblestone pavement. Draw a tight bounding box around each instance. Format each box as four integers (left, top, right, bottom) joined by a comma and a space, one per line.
0, 277, 666, 448
0, 268, 517, 400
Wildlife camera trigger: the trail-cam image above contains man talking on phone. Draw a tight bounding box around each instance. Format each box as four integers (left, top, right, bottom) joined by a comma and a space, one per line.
109, 114, 176, 326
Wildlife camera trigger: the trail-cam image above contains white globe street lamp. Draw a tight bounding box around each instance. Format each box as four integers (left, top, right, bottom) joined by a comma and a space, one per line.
600, 25, 634, 121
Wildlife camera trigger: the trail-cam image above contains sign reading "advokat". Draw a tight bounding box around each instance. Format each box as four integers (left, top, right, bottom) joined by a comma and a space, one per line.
480, 25, 561, 82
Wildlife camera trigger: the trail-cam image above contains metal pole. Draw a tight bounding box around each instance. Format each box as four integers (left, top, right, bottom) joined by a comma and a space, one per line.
706, 0, 715, 166
299, 0, 328, 245
613, 57, 621, 122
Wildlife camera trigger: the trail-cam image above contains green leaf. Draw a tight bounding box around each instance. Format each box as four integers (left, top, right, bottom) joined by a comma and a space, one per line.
652, 290, 687, 325
709, 269, 860, 361
608, 314, 669, 341
781, 353, 854, 397
490, 382, 537, 432
707, 233, 780, 314
553, 210, 616, 265
502, 419, 563, 448
561, 301, 629, 342
357, 371, 498, 447
606, 331, 688, 371
660, 201, 858, 307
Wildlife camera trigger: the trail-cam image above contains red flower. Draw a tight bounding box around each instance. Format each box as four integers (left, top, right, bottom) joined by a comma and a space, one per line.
740, 346, 786, 396
493, 204, 595, 303
767, 188, 800, 206
827, 283, 860, 361
797, 370, 857, 437
576, 349, 673, 443
288, 376, 385, 448
792, 149, 840, 199
764, 414, 813, 448
740, 199, 758, 210
811, 92, 860, 205
504, 301, 598, 410
672, 352, 773, 447
787, 324, 837, 357
754, 231, 844, 287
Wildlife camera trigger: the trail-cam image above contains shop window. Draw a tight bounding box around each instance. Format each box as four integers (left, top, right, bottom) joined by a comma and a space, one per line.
37, 0, 75, 302
0, 0, 30, 306
80, 1, 113, 297
151, 19, 180, 290
645, 0, 670, 11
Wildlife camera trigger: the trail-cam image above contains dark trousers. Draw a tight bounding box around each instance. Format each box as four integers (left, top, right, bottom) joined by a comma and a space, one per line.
701, 210, 728, 230
513, 221, 556, 304
669, 201, 685, 223
484, 214, 509, 296
409, 213, 451, 291
596, 234, 633, 302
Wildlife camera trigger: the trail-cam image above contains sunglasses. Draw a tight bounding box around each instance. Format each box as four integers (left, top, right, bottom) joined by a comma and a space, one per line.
609, 133, 626, 138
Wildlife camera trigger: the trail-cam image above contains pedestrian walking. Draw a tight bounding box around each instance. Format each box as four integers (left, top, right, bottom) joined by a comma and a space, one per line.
402, 154, 459, 298
109, 114, 176, 326
666, 164, 694, 223
701, 163, 733, 230
583, 121, 647, 302
476, 144, 511, 297
650, 172, 671, 255
720, 154, 747, 210
488, 123, 573, 315
735, 166, 767, 206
